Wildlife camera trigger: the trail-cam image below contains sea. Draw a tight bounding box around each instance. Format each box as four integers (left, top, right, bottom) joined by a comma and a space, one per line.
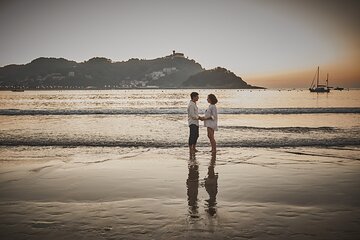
0, 89, 360, 240
0, 89, 359, 148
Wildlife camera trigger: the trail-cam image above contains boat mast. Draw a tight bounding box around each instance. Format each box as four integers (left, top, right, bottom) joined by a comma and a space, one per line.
326, 73, 329, 88
317, 66, 319, 88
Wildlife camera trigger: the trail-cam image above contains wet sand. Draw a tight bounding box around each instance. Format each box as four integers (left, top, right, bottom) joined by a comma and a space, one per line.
0, 146, 360, 239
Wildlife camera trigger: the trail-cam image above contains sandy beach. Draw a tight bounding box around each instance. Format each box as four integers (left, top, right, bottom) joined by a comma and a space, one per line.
1, 146, 359, 240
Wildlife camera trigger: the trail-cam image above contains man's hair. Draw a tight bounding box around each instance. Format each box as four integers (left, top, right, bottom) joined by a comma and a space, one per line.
190, 92, 199, 99
208, 94, 218, 104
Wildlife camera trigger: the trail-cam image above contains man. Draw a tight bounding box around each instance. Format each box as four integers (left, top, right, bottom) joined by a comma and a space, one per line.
187, 92, 203, 154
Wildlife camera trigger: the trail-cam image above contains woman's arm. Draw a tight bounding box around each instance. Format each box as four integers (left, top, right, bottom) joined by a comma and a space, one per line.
212, 105, 217, 120
210, 105, 216, 120
205, 106, 215, 120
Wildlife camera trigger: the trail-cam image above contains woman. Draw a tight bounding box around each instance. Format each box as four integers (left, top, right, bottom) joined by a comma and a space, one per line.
203, 94, 218, 152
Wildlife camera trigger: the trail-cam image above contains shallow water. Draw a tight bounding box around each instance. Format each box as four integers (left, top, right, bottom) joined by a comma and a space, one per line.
0, 89, 359, 239
0, 89, 359, 148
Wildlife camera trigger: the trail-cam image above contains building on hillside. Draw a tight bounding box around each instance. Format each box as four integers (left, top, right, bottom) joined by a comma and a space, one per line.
172, 50, 184, 58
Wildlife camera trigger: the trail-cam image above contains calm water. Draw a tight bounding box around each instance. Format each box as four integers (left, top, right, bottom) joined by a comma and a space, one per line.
1, 89, 360, 239
0, 89, 359, 148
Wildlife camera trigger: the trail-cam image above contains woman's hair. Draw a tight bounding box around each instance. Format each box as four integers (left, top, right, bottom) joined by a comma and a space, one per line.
208, 94, 218, 104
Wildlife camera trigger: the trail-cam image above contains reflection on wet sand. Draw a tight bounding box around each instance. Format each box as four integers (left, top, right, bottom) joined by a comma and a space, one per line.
186, 155, 199, 218
186, 152, 218, 219
205, 153, 218, 216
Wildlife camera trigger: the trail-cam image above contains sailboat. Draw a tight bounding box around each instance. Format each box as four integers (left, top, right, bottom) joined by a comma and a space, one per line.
309, 66, 330, 93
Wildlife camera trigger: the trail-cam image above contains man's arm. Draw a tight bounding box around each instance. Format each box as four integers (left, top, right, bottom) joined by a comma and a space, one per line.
189, 105, 199, 120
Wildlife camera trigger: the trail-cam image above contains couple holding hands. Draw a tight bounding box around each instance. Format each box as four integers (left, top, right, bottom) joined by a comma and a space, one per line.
187, 92, 218, 154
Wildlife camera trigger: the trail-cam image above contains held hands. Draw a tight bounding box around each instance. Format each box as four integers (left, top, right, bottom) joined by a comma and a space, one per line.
199, 116, 213, 121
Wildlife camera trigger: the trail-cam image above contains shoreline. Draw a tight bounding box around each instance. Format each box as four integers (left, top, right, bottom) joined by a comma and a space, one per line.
2, 87, 359, 92
1, 87, 267, 91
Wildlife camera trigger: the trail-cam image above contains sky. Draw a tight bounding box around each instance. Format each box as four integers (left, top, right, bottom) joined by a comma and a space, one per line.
0, 0, 359, 88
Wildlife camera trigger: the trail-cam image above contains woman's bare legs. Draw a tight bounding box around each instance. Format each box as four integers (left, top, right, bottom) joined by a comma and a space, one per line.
207, 127, 216, 152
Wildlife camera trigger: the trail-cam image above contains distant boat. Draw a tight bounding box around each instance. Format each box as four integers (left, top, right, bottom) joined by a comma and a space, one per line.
334, 87, 344, 91
11, 89, 25, 92
309, 66, 330, 93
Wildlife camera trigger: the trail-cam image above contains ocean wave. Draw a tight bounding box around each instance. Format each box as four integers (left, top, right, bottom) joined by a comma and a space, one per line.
220, 108, 360, 114
1, 138, 359, 148
0, 107, 359, 116
221, 126, 337, 133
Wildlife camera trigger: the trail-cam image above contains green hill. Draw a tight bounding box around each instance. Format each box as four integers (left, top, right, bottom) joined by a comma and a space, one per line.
0, 54, 263, 89
182, 67, 263, 89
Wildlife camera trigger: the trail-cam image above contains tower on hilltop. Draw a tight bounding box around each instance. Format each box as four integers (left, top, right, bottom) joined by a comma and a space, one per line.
172, 50, 185, 58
